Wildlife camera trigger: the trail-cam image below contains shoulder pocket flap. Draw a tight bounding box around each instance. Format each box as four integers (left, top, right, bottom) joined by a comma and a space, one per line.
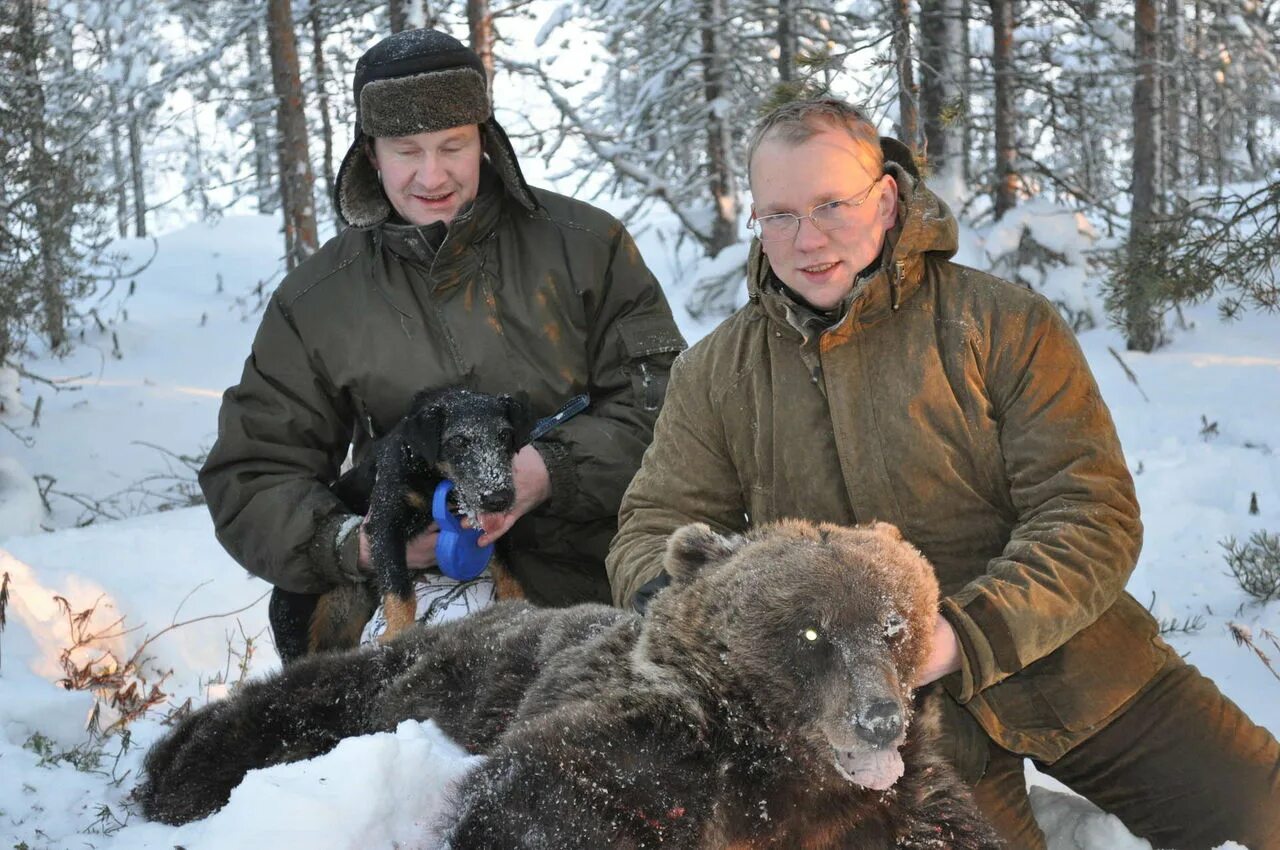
617, 316, 687, 358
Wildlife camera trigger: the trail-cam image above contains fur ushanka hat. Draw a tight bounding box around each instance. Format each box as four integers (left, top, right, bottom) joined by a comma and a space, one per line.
334, 29, 537, 228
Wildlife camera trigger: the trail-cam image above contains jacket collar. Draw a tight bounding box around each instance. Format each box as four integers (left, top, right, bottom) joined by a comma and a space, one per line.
376, 162, 505, 289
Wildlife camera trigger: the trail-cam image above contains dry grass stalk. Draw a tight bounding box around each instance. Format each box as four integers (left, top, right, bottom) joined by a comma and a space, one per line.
1227, 621, 1280, 684
52, 588, 268, 734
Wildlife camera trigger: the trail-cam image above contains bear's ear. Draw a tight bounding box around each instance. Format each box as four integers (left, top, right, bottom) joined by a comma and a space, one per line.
664, 523, 744, 582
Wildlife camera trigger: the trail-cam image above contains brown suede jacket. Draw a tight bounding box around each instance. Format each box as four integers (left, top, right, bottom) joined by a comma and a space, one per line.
608, 151, 1170, 762
201, 166, 686, 607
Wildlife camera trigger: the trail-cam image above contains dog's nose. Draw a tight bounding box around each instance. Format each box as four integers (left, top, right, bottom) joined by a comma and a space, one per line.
480, 488, 514, 511
854, 700, 903, 747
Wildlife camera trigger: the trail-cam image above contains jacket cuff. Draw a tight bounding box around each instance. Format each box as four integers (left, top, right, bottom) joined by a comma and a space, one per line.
533, 439, 577, 515
939, 594, 1022, 702
311, 512, 367, 587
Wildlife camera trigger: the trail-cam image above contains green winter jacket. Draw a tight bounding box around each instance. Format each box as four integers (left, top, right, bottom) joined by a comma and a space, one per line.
608, 149, 1170, 763
201, 165, 686, 607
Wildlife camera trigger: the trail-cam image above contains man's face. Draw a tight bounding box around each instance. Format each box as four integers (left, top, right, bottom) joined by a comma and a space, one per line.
749, 128, 897, 311
370, 125, 483, 226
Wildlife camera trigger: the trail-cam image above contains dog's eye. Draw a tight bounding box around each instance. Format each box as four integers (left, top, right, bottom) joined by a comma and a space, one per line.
445, 435, 469, 453
884, 613, 906, 641
801, 626, 821, 643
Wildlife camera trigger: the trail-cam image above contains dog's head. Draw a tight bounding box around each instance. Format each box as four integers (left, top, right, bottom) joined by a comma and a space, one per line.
645, 519, 939, 791
402, 388, 536, 516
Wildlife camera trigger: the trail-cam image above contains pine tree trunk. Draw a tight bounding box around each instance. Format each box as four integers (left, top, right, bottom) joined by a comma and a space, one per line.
266, 0, 318, 269
700, 0, 739, 257
17, 0, 67, 349
893, 0, 919, 150
390, 0, 410, 32
960, 0, 973, 183
246, 18, 277, 215
103, 30, 129, 237
777, 0, 796, 83
919, 0, 963, 174
109, 109, 128, 237
310, 6, 337, 228
128, 109, 147, 237
1164, 0, 1182, 191
1192, 0, 1207, 184
989, 0, 1017, 218
467, 0, 495, 97
1127, 0, 1162, 351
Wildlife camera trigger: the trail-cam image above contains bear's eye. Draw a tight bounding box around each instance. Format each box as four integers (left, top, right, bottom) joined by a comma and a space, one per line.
884, 613, 906, 641
801, 626, 821, 643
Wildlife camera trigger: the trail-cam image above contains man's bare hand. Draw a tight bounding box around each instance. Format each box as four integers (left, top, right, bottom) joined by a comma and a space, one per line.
357, 521, 441, 573
474, 444, 551, 546
914, 612, 962, 686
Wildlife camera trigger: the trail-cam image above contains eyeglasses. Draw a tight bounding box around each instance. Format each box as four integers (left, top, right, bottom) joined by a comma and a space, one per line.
748, 177, 884, 243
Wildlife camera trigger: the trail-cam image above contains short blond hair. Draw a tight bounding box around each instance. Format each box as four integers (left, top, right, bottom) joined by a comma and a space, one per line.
747, 98, 883, 183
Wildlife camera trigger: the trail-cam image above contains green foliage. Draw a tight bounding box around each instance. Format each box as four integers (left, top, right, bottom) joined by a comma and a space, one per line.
1101, 180, 1280, 349
1222, 530, 1280, 603
22, 731, 104, 772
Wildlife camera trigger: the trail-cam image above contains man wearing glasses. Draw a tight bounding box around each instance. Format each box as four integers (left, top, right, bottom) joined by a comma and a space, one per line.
608, 97, 1279, 848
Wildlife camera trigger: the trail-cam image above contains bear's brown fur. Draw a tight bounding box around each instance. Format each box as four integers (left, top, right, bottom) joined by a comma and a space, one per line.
138, 520, 1001, 848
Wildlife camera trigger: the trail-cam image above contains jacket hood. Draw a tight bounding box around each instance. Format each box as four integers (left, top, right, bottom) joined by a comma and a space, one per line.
747, 137, 959, 329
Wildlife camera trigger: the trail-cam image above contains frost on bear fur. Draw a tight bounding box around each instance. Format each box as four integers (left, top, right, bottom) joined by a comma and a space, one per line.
138, 519, 1002, 849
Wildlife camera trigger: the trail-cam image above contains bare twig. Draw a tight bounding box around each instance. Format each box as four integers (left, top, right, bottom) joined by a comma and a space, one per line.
0, 571, 10, 673
1107, 346, 1150, 402
7, 362, 88, 392
1, 418, 35, 448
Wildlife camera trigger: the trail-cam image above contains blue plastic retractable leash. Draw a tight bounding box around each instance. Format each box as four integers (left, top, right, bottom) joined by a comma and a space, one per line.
432, 394, 590, 580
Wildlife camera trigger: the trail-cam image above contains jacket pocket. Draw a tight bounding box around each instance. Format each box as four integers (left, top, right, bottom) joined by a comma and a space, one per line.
963, 593, 1170, 762
1028, 593, 1167, 734
617, 316, 686, 411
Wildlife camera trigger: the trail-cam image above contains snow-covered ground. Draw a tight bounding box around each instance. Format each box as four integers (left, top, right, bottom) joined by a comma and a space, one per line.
0, 203, 1276, 849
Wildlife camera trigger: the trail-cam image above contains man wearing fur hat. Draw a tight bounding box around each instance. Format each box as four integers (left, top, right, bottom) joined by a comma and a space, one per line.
200, 29, 685, 663
609, 97, 1280, 849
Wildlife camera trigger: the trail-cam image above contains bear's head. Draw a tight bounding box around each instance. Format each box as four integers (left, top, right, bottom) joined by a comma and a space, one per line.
643, 519, 940, 791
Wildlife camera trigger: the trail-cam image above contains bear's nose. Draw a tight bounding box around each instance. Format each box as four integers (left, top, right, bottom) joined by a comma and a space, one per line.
854, 700, 903, 747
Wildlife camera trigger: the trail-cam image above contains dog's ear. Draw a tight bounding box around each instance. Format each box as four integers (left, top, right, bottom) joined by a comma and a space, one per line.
500, 392, 537, 448
663, 523, 745, 582
404, 400, 445, 465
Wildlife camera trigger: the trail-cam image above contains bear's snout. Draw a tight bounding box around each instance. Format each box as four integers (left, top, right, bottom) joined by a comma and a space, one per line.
855, 701, 906, 747
854, 699, 904, 746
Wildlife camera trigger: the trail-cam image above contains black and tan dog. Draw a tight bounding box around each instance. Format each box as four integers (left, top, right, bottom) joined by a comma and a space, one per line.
139, 520, 1002, 848
307, 386, 535, 653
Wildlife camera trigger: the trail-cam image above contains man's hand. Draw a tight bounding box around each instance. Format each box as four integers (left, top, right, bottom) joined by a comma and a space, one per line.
357, 521, 441, 573
914, 612, 962, 686
474, 444, 552, 546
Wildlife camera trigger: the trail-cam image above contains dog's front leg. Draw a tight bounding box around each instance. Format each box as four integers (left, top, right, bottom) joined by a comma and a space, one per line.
365, 473, 428, 640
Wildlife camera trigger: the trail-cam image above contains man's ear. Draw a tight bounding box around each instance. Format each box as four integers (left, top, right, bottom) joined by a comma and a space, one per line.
501, 392, 536, 448
663, 523, 744, 582
877, 173, 899, 229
